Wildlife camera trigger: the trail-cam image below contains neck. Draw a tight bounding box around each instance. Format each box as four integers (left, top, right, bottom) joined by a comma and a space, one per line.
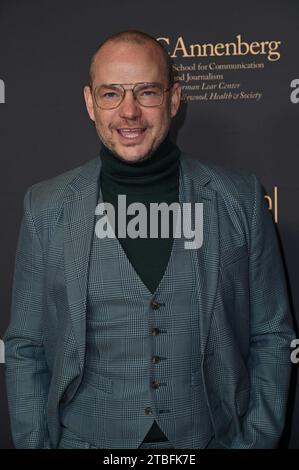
99, 135, 180, 195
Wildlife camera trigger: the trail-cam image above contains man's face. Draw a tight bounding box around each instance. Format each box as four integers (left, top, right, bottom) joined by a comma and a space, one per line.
84, 41, 181, 163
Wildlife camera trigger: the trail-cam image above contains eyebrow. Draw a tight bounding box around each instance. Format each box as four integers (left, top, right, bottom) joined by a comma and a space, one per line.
99, 82, 160, 87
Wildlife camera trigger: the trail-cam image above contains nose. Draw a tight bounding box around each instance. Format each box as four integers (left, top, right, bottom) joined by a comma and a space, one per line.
118, 90, 141, 120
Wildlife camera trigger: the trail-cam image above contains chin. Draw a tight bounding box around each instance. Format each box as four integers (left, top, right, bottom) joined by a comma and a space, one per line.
118, 153, 151, 164
114, 146, 154, 164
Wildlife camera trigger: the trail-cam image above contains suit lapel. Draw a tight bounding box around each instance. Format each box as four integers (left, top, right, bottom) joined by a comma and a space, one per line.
180, 156, 220, 356
63, 157, 101, 369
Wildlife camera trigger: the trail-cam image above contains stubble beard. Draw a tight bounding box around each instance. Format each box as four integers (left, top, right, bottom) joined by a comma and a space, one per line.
97, 124, 171, 165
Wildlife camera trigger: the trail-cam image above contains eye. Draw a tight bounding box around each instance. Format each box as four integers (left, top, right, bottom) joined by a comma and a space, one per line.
97, 86, 122, 100
142, 89, 157, 96
137, 85, 161, 97
102, 91, 119, 99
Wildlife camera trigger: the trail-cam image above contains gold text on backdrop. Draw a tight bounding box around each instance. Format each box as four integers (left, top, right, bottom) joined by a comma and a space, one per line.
157, 34, 281, 62
264, 187, 278, 224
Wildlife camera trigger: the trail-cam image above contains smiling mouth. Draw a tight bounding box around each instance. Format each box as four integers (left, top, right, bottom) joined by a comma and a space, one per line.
117, 128, 146, 139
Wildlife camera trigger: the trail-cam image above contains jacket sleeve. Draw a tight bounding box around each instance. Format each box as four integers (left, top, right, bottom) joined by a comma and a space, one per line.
4, 187, 52, 448
231, 175, 295, 448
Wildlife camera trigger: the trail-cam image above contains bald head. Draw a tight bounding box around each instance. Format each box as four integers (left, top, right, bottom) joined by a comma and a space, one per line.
83, 30, 181, 163
89, 30, 174, 87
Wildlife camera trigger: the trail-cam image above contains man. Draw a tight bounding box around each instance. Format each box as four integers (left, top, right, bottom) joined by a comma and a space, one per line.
4, 30, 294, 449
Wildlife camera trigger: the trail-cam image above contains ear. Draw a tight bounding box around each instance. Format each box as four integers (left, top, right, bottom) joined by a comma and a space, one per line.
170, 82, 181, 118
83, 85, 95, 121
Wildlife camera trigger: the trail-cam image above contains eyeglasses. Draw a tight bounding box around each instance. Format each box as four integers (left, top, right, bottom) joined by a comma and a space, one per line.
91, 82, 172, 109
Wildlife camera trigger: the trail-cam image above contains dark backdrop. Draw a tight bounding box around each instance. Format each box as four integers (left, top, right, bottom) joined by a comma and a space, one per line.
0, 0, 298, 449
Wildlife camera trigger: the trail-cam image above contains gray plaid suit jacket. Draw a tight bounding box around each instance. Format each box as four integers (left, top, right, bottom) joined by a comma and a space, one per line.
4, 154, 294, 448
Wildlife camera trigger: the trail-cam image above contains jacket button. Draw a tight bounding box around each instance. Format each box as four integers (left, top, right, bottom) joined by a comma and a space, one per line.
151, 301, 161, 310
151, 327, 161, 336
145, 407, 153, 415
152, 380, 160, 389
61, 392, 67, 404
152, 355, 160, 364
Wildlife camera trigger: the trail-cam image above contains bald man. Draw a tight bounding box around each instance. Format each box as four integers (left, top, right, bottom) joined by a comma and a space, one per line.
4, 30, 294, 449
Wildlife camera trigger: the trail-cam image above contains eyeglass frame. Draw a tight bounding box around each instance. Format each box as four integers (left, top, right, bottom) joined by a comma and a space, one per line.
89, 81, 173, 109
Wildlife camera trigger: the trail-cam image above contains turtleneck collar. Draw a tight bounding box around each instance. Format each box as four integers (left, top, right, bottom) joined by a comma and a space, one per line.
99, 135, 180, 195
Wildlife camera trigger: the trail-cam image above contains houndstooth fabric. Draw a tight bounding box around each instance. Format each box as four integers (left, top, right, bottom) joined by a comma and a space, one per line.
60, 177, 213, 448
4, 154, 295, 448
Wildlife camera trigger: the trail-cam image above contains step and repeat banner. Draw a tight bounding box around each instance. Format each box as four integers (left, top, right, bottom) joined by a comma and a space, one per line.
0, 0, 298, 449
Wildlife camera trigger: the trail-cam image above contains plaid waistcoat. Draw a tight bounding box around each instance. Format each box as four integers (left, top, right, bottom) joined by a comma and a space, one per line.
61, 180, 213, 449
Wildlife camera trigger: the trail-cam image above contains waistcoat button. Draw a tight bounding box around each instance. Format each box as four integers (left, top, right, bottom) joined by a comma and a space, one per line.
151, 301, 161, 310
145, 407, 153, 415
151, 328, 161, 336
152, 380, 160, 389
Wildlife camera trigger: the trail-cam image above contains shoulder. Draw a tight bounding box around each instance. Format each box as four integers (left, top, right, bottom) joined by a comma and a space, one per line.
24, 157, 100, 213
180, 153, 255, 195
180, 153, 260, 210
179, 153, 266, 234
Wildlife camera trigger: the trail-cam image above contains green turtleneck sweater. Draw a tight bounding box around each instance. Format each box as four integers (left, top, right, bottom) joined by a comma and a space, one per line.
100, 135, 180, 294
100, 136, 180, 443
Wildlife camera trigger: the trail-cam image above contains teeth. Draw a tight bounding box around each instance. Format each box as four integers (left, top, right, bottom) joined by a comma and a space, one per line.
118, 128, 144, 139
